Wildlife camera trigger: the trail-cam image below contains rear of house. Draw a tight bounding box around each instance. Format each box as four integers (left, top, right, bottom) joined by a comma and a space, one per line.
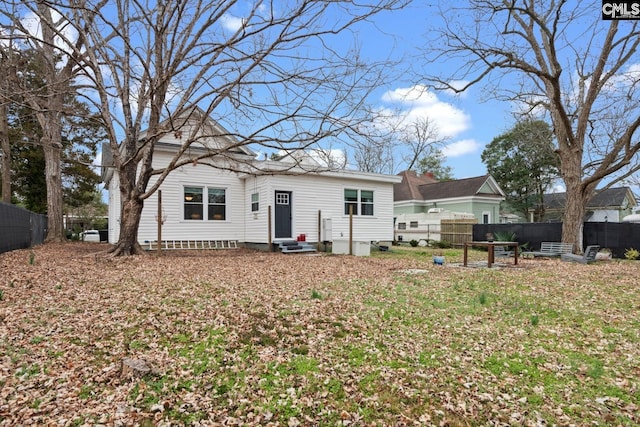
105, 149, 400, 249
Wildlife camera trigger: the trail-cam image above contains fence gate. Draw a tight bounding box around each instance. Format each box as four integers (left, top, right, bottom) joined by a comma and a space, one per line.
441, 219, 477, 247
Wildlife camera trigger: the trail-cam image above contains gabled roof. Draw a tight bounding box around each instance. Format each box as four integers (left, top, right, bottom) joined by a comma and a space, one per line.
394, 170, 438, 201
418, 175, 504, 200
394, 171, 504, 202
146, 105, 257, 157
544, 187, 637, 210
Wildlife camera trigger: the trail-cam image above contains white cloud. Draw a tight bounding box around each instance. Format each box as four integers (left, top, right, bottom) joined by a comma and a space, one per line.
21, 10, 78, 55
442, 139, 481, 157
221, 14, 244, 32
379, 85, 471, 139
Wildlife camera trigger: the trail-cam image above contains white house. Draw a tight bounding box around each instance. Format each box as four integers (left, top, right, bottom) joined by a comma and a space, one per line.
102, 110, 401, 251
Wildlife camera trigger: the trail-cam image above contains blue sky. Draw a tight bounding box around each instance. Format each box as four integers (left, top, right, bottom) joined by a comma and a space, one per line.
208, 1, 515, 179
345, 3, 514, 179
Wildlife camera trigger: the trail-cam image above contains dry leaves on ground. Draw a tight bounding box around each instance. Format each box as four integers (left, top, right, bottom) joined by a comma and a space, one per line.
0, 243, 638, 426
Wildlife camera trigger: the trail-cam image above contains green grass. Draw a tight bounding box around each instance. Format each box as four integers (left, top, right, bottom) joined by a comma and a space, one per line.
2, 244, 639, 426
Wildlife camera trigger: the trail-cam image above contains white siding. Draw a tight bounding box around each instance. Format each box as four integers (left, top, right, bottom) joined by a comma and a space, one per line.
243, 174, 396, 243
107, 151, 398, 245
137, 151, 246, 244
243, 175, 271, 243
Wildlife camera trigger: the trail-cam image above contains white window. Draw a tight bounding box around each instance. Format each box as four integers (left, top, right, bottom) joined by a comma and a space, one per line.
276, 192, 289, 205
184, 186, 226, 220
208, 188, 226, 220
251, 192, 259, 212
344, 189, 374, 216
184, 187, 203, 220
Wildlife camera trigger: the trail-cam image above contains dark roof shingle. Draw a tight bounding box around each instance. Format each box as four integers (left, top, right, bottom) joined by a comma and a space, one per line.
544, 187, 635, 209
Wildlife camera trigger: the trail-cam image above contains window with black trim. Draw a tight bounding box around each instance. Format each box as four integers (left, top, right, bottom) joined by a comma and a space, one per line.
184, 186, 226, 220
251, 192, 259, 212
344, 189, 374, 216
208, 188, 226, 220
184, 187, 203, 220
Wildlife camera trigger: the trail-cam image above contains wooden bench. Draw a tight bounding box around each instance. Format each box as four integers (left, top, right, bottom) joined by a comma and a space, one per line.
522, 242, 573, 258
561, 245, 600, 264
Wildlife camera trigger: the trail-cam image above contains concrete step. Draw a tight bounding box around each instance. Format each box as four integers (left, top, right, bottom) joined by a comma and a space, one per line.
278, 240, 316, 253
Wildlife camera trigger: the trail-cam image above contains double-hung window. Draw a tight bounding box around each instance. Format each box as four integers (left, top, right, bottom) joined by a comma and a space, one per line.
184, 186, 226, 220
208, 188, 226, 220
184, 187, 203, 220
251, 193, 259, 212
344, 189, 374, 216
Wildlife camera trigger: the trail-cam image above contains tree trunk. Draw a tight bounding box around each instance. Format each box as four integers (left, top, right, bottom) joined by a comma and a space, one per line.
42, 137, 65, 242
110, 194, 146, 256
559, 149, 593, 253
562, 186, 586, 253
0, 103, 10, 203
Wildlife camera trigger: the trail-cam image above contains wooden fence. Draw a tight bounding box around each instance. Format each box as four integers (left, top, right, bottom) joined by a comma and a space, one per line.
441, 219, 478, 247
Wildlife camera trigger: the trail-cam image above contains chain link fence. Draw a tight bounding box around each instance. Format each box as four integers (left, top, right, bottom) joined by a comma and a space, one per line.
0, 202, 47, 254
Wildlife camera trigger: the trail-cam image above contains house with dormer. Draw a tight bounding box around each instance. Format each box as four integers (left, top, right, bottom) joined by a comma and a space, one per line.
102, 107, 401, 251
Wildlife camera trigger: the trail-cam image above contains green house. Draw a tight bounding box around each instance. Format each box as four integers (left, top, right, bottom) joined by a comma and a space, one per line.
394, 171, 506, 224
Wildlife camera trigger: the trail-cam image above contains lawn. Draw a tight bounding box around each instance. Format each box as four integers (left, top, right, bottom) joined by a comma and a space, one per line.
0, 243, 638, 426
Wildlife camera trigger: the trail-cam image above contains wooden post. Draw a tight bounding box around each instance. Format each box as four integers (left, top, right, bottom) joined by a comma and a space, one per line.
317, 210, 321, 250
349, 204, 353, 255
157, 190, 162, 256
268, 205, 272, 252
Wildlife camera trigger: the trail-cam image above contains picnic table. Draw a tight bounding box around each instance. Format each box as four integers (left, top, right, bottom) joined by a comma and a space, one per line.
463, 241, 519, 268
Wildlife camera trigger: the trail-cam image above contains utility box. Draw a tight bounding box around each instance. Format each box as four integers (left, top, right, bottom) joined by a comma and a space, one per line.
332, 239, 371, 256
322, 218, 332, 242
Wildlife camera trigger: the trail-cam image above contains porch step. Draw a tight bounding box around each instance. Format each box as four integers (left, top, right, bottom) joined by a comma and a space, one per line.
144, 240, 238, 250
278, 240, 316, 254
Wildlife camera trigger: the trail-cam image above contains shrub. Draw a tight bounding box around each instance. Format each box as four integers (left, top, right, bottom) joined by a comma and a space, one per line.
624, 248, 639, 260
493, 230, 517, 242
432, 240, 452, 249
409, 239, 418, 247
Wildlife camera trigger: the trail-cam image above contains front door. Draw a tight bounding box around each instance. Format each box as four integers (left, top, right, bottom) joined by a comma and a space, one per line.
274, 191, 292, 239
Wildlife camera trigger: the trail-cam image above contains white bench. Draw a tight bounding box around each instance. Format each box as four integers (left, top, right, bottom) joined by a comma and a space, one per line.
522, 242, 573, 258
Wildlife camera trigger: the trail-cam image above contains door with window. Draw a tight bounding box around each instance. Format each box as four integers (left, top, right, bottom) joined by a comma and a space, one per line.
274, 191, 292, 239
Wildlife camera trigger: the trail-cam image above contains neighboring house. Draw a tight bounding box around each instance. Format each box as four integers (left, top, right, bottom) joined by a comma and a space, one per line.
543, 187, 637, 222
393, 171, 506, 224
395, 209, 476, 242
102, 109, 401, 249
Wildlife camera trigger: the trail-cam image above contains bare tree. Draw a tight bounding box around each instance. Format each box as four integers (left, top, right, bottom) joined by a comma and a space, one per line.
64, 0, 406, 255
349, 112, 398, 174
0, 98, 9, 203
351, 134, 396, 174
0, 2, 87, 241
350, 113, 445, 174
400, 117, 446, 171
0, 27, 17, 204
422, 1, 640, 251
